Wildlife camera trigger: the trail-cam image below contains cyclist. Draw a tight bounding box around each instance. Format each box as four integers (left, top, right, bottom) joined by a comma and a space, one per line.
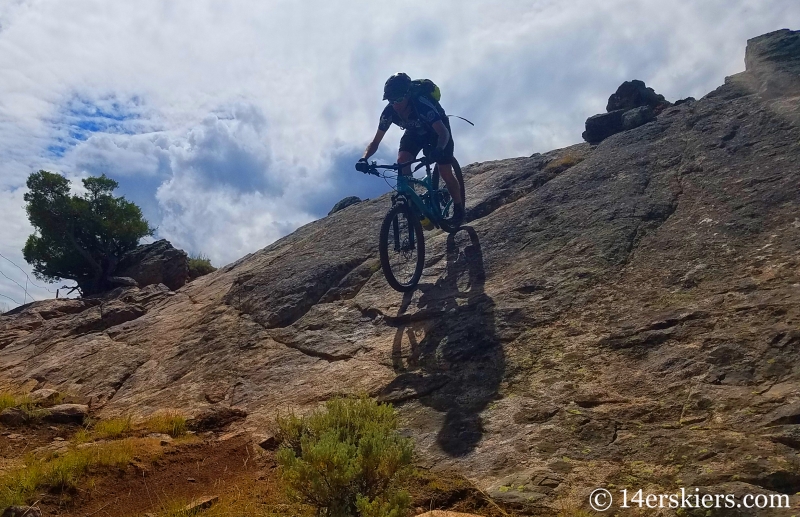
356, 73, 464, 223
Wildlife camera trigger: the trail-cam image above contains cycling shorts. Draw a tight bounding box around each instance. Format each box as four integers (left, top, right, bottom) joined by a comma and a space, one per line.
399, 122, 455, 165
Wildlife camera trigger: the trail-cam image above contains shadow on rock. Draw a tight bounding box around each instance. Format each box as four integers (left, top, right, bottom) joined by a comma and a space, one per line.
382, 226, 504, 457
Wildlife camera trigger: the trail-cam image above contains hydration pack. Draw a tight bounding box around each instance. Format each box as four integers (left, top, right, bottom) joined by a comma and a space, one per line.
411, 79, 441, 102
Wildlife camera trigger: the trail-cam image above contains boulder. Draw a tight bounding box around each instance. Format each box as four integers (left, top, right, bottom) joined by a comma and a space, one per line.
584, 80, 665, 143
188, 406, 248, 431
2, 507, 42, 517
29, 388, 60, 405
44, 404, 89, 424
621, 105, 656, 130
116, 239, 189, 291
0, 408, 28, 426
328, 196, 362, 215
606, 79, 671, 113
582, 109, 626, 143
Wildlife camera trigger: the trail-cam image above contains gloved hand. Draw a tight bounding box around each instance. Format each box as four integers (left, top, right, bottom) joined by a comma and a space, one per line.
355, 158, 369, 173
429, 147, 445, 163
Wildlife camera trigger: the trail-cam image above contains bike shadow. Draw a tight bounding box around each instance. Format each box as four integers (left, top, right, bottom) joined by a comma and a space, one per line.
383, 226, 504, 457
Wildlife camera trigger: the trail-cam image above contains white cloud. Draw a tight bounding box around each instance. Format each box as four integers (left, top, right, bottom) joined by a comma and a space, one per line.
0, 0, 798, 307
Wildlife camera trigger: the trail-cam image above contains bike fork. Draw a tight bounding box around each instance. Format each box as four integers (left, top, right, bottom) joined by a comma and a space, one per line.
391, 203, 415, 251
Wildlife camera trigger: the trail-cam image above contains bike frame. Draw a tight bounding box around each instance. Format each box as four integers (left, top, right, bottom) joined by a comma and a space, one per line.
370, 158, 452, 229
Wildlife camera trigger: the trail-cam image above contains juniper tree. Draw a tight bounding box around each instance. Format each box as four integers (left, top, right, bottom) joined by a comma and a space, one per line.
23, 170, 154, 295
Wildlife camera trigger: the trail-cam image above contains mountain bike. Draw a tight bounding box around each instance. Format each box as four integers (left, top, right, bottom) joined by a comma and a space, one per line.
361, 157, 465, 292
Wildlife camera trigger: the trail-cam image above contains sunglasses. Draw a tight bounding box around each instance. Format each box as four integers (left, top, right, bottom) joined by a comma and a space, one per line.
390, 96, 406, 104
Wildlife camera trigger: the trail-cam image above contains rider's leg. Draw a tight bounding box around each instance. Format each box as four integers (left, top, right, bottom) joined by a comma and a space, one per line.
398, 131, 422, 176
398, 150, 415, 176
432, 126, 463, 208
437, 163, 463, 206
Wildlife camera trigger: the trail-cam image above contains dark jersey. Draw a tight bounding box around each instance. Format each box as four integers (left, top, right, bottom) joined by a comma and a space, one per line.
378, 95, 445, 136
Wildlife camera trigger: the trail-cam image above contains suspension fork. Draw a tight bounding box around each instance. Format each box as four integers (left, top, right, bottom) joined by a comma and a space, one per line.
390, 197, 415, 251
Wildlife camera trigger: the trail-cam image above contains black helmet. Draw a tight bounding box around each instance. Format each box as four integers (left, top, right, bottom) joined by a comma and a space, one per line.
383, 73, 411, 101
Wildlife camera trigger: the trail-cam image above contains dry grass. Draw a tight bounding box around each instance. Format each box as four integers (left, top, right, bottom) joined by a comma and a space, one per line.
93, 415, 133, 439
152, 479, 311, 517
0, 392, 16, 412
145, 410, 188, 437
0, 391, 35, 412
544, 152, 585, 173
0, 439, 138, 508
0, 391, 46, 424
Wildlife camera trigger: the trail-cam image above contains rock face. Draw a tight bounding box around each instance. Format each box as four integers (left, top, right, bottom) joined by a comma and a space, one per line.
328, 196, 362, 215
1, 31, 800, 514
116, 239, 189, 291
743, 29, 800, 98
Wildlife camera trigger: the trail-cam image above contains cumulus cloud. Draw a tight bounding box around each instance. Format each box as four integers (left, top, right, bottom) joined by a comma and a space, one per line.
0, 0, 798, 307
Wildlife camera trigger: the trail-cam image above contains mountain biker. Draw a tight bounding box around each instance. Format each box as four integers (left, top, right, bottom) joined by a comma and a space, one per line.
356, 73, 464, 222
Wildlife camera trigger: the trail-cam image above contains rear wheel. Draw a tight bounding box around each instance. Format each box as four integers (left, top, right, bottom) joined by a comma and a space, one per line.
432, 157, 465, 233
379, 202, 425, 292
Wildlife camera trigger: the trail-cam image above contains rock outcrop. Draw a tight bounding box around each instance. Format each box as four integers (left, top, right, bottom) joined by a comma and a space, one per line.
116, 239, 189, 291
328, 196, 363, 215
606, 79, 671, 113
2, 30, 799, 514
743, 28, 800, 99
583, 79, 670, 143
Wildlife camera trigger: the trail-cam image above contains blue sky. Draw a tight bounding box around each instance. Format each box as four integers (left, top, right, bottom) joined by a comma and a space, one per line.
0, 0, 798, 308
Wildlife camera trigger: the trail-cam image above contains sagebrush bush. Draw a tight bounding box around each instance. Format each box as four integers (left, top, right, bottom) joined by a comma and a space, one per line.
188, 253, 216, 279
276, 396, 413, 517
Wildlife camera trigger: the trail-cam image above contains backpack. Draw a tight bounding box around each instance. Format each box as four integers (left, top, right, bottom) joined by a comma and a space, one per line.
410, 79, 441, 102
410, 78, 476, 126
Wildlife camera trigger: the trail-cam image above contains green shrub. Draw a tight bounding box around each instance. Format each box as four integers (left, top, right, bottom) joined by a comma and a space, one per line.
188, 253, 216, 279
276, 396, 413, 517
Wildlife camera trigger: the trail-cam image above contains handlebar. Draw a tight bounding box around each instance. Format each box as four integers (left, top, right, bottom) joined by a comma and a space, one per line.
361, 157, 432, 175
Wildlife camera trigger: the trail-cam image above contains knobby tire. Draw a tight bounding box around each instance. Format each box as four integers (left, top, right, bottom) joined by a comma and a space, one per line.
379, 202, 425, 292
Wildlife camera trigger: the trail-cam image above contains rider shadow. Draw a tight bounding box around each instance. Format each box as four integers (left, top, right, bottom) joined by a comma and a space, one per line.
384, 226, 504, 457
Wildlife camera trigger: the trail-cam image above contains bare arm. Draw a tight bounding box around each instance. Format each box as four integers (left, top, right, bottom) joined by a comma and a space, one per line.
362, 129, 387, 160
431, 120, 450, 150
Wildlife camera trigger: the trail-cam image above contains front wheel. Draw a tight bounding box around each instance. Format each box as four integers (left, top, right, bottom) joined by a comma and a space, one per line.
432, 157, 465, 233
379, 202, 425, 292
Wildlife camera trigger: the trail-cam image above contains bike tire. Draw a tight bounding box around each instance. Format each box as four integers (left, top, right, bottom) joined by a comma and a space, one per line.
431, 157, 466, 233
379, 202, 425, 292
